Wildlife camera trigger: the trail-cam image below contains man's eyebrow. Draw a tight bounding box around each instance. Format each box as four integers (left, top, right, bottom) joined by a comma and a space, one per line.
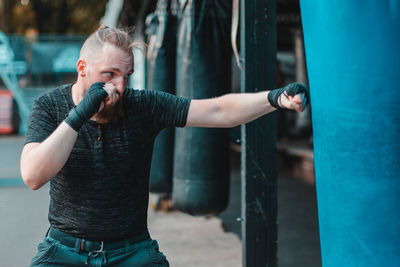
101, 67, 122, 72
101, 67, 134, 74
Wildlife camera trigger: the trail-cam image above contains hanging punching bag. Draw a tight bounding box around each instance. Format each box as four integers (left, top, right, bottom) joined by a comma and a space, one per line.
147, 0, 178, 193
173, 0, 232, 215
300, 1, 400, 265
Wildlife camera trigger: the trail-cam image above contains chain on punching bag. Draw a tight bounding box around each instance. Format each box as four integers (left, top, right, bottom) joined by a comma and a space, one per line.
172, 0, 232, 215
147, 0, 178, 193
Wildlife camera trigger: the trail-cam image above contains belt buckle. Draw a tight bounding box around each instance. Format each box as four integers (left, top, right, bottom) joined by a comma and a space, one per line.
85, 241, 106, 265
92, 241, 104, 253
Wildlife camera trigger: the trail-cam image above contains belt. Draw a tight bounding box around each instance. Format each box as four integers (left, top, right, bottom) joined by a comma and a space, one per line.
48, 227, 150, 252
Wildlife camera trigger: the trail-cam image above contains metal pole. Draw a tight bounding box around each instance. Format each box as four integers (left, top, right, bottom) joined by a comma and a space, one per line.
240, 0, 277, 266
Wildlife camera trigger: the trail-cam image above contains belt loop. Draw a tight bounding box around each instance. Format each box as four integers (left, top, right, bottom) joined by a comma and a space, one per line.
74, 238, 82, 253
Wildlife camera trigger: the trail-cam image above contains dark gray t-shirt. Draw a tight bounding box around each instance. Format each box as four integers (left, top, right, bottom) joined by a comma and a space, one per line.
25, 84, 190, 241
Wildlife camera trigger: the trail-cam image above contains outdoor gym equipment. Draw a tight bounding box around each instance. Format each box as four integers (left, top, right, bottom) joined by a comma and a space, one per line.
0, 30, 27, 134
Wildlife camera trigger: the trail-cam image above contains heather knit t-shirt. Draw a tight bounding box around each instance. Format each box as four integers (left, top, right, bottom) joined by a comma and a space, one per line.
25, 84, 190, 241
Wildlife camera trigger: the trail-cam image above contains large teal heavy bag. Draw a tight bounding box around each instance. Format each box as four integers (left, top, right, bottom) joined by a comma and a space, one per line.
300, 1, 400, 265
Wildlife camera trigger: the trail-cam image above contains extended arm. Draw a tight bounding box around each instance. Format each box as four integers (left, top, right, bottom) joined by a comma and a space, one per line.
186, 83, 309, 128
20, 82, 108, 190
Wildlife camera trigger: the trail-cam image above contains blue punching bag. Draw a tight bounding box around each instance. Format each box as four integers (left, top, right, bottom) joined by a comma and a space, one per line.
300, 1, 400, 266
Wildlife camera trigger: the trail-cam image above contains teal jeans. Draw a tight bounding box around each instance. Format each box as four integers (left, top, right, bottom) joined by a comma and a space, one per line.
30, 229, 169, 267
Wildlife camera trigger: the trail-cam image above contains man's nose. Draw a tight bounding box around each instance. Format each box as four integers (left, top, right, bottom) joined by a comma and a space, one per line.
112, 77, 125, 94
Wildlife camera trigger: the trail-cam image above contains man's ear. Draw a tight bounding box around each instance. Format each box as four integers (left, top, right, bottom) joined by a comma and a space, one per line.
77, 59, 87, 77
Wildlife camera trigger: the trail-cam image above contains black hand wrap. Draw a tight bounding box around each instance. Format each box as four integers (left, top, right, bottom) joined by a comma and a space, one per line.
65, 82, 108, 132
267, 83, 310, 110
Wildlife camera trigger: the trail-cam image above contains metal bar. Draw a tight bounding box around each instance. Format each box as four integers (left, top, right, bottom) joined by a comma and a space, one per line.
240, 0, 277, 266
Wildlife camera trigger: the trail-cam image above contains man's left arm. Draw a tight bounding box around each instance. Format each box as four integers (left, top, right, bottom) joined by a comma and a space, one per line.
186, 83, 309, 128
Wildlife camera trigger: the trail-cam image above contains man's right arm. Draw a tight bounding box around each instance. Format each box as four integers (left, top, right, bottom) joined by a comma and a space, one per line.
21, 82, 108, 190
20, 122, 78, 190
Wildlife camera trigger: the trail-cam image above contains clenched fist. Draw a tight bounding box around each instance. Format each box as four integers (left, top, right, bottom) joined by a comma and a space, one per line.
268, 83, 310, 112
65, 82, 108, 132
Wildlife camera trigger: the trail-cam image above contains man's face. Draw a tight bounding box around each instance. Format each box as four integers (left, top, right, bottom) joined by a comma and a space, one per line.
84, 43, 134, 123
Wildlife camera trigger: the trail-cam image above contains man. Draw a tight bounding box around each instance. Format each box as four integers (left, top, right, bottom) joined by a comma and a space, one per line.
21, 26, 309, 266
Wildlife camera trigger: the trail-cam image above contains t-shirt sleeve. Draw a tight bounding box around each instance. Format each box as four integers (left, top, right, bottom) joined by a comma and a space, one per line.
25, 97, 58, 145
128, 89, 191, 129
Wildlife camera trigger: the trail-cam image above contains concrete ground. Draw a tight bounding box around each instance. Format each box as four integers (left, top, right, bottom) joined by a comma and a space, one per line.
0, 135, 320, 266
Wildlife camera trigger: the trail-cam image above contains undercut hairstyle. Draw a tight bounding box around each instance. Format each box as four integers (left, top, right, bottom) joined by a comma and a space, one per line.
79, 25, 141, 63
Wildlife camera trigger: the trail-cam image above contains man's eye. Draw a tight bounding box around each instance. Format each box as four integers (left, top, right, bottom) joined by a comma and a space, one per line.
105, 72, 114, 77
125, 74, 131, 79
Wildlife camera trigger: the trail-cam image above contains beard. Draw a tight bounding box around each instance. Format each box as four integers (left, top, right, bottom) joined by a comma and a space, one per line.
93, 97, 125, 124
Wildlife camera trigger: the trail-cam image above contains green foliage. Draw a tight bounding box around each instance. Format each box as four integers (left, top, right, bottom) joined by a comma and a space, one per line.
6, 0, 108, 34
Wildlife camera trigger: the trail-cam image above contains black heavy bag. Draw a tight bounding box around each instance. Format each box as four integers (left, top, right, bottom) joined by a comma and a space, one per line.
173, 0, 232, 215
147, 0, 178, 193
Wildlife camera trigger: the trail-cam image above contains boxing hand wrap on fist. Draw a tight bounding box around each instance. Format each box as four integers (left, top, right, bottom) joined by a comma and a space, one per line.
65, 82, 108, 132
267, 83, 310, 111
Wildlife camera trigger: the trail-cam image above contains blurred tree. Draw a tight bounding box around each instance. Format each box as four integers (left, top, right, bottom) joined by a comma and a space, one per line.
8, 2, 36, 34
65, 0, 108, 34
32, 0, 68, 33
117, 0, 157, 32
2, 0, 160, 35
4, 0, 108, 34
0, 0, 16, 32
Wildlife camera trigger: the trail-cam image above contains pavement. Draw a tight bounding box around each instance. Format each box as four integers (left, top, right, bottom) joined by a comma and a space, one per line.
0, 135, 321, 267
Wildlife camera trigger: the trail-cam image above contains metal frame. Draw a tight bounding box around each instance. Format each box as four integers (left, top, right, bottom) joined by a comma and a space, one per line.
240, 0, 277, 266
0, 31, 28, 134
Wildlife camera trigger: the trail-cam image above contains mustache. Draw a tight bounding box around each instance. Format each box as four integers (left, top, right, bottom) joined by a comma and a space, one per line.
103, 91, 122, 106
95, 96, 125, 124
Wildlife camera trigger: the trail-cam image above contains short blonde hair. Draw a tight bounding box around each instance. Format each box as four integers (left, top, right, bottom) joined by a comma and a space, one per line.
79, 25, 139, 62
